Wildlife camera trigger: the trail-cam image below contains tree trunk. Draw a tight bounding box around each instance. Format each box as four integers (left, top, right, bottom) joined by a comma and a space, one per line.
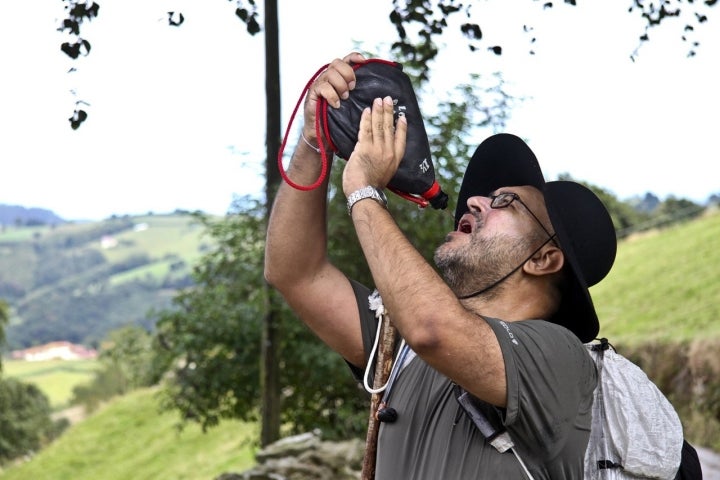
261, 0, 281, 447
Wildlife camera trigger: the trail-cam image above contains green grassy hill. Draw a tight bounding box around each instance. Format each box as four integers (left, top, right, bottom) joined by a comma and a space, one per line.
0, 388, 256, 480
593, 208, 720, 344
3, 359, 99, 410
0, 213, 213, 350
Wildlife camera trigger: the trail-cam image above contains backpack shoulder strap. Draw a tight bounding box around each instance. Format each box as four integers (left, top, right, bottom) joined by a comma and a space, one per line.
674, 439, 703, 480
453, 384, 536, 479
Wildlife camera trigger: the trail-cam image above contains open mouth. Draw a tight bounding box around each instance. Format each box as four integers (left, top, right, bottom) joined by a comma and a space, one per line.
458, 216, 473, 234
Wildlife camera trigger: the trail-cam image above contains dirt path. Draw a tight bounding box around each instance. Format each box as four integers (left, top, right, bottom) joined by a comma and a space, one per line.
52, 405, 86, 425
698, 447, 720, 479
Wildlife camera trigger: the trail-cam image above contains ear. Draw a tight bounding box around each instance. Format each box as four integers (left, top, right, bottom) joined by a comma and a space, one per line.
523, 245, 564, 277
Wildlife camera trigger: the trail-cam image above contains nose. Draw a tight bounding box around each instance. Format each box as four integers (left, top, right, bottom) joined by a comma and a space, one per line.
466, 195, 491, 213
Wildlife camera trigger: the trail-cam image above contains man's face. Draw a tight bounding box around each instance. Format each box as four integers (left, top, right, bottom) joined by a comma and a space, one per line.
434, 185, 551, 298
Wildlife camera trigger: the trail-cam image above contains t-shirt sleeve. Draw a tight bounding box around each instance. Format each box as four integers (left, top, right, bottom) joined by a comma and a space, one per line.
486, 318, 597, 459
345, 279, 379, 382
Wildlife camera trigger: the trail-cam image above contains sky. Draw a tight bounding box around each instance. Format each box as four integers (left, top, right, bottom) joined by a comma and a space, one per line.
2, 0, 718, 221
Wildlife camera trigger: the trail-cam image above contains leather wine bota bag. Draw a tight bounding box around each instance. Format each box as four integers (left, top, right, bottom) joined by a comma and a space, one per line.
320, 59, 448, 210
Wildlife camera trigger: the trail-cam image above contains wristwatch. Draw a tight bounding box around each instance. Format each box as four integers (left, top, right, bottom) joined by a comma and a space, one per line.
346, 186, 388, 215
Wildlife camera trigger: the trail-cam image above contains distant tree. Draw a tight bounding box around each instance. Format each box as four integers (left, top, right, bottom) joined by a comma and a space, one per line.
99, 326, 165, 389
0, 378, 54, 465
153, 202, 370, 439
0, 300, 8, 370
557, 176, 708, 237
657, 196, 704, 222
0, 301, 68, 463
631, 192, 662, 214
33, 248, 106, 287
70, 325, 168, 413
70, 364, 127, 413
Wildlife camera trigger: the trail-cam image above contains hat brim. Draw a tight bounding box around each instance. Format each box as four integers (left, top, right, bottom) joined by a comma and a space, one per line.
455, 134, 616, 343
544, 181, 617, 342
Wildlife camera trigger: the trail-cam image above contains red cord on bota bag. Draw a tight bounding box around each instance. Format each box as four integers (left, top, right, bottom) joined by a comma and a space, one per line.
277, 63, 334, 192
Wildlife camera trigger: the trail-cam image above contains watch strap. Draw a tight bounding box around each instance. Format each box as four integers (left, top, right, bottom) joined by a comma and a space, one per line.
347, 186, 387, 215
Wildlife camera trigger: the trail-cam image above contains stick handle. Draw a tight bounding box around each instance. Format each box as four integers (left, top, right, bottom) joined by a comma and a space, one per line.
361, 317, 397, 480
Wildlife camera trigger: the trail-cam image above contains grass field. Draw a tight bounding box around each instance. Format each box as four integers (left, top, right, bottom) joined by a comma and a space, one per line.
3, 358, 99, 410
0, 388, 257, 480
101, 215, 209, 267
593, 209, 720, 344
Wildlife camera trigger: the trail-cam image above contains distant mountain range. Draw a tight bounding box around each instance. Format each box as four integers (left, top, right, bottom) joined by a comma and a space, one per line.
0, 204, 65, 226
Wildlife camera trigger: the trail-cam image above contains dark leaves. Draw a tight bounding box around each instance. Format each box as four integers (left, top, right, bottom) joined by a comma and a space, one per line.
69, 109, 88, 130
59, 19, 80, 35
236, 7, 249, 21
489, 45, 502, 55
246, 16, 260, 34
60, 1, 100, 129
460, 22, 482, 40
168, 12, 185, 27
235, 7, 261, 34
68, 1, 100, 21
60, 39, 91, 59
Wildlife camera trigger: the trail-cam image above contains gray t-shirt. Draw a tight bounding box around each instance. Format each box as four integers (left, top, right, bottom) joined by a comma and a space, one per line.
351, 281, 597, 479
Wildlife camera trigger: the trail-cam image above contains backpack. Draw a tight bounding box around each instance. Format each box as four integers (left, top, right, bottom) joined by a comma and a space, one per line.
585, 338, 703, 479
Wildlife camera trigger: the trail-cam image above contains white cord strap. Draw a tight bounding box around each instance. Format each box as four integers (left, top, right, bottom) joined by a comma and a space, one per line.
512, 448, 537, 480
363, 290, 405, 394
363, 311, 388, 394
493, 431, 535, 479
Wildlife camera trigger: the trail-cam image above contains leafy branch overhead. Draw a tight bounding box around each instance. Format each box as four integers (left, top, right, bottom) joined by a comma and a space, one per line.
388, 0, 716, 80
58, 0, 100, 129
59, 0, 99, 58
233, 0, 261, 34
629, 0, 716, 58
169, 1, 260, 32
57, 0, 715, 128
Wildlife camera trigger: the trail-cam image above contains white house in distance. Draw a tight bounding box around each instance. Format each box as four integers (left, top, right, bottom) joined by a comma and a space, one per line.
11, 341, 98, 361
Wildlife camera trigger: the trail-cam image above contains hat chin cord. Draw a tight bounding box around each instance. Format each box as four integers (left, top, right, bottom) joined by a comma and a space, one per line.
457, 234, 556, 300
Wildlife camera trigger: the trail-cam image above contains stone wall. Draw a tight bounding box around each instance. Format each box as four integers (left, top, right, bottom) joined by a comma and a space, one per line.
216, 430, 365, 480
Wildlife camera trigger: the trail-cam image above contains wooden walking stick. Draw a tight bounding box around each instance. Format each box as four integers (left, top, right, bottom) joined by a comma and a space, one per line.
361, 311, 398, 480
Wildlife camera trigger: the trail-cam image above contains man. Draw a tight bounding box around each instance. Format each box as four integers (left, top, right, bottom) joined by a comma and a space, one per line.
265, 52, 617, 478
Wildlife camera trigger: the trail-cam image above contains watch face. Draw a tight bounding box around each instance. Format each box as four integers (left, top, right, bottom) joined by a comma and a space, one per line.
376, 188, 387, 204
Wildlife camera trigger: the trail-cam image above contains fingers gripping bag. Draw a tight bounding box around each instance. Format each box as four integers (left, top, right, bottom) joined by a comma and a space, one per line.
279, 58, 449, 210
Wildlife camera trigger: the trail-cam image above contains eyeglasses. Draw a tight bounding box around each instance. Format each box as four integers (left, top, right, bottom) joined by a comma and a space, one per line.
489, 192, 556, 241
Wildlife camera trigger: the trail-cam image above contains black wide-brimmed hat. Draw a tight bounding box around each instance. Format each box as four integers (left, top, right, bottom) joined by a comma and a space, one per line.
455, 133, 617, 343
